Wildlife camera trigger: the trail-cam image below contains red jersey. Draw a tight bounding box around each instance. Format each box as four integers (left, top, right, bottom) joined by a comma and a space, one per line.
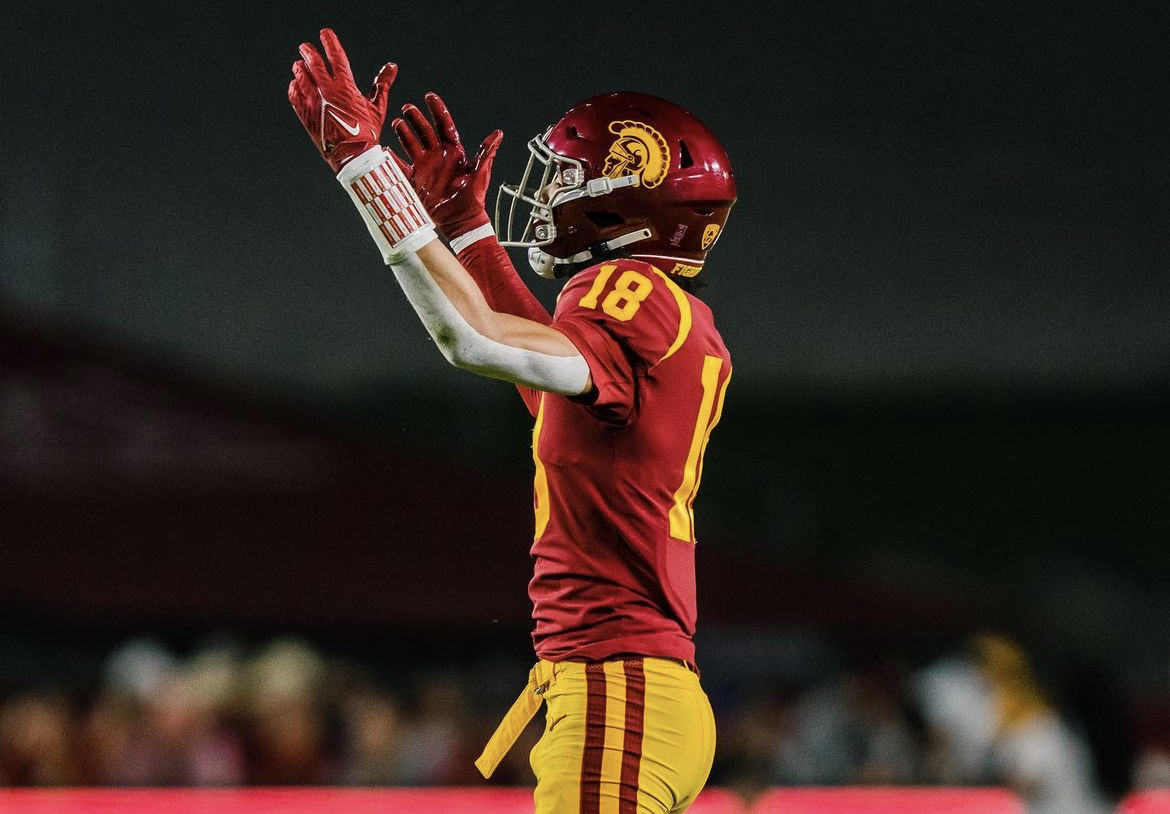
530, 259, 732, 664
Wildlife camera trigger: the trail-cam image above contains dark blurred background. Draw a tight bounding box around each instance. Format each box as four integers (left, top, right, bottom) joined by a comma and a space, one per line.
1, 0, 1168, 808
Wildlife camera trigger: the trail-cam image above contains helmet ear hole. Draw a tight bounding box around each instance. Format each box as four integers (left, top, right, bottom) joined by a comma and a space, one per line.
584, 210, 625, 228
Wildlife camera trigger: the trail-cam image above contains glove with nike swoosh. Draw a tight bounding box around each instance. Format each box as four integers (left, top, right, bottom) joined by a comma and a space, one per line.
392, 93, 503, 249
288, 29, 436, 264
288, 27, 395, 173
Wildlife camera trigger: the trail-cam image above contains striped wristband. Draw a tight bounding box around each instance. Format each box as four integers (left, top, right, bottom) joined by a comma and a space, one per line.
337, 146, 436, 264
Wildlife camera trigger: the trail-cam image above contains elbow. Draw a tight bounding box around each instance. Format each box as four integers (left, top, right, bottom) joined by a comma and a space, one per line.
431, 325, 463, 368
444, 348, 472, 371
443, 337, 503, 381
433, 314, 500, 372
436, 330, 478, 372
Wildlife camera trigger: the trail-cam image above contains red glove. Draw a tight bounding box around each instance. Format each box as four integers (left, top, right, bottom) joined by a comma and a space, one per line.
392, 92, 503, 240
288, 28, 396, 173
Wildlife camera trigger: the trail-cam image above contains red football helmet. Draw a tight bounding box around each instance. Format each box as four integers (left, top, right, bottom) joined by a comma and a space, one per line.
495, 92, 737, 280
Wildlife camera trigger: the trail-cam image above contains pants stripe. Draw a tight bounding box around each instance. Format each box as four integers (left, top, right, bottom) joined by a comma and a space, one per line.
600, 662, 629, 814
619, 660, 646, 814
581, 663, 608, 814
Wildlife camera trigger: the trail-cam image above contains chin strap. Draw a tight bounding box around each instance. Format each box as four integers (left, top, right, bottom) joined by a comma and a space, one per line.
528, 228, 653, 279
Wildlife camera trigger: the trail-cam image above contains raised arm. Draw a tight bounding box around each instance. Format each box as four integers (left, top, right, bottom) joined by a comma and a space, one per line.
393, 93, 553, 414
288, 29, 591, 396
391, 93, 550, 326
384, 236, 590, 395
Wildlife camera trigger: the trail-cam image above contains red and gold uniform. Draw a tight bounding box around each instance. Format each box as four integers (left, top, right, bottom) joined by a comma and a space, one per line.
474, 254, 731, 814
532, 259, 731, 664
287, 33, 735, 813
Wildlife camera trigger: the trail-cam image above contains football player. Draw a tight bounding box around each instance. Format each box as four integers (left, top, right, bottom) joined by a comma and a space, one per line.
288, 29, 736, 813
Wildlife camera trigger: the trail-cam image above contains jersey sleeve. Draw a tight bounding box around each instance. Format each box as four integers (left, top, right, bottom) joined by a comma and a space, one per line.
550, 261, 691, 424
456, 237, 550, 417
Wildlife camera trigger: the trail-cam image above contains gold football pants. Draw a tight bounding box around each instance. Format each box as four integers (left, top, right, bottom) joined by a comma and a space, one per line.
477, 657, 716, 814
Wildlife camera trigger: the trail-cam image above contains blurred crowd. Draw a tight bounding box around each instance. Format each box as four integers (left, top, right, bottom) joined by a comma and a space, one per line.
708, 631, 1169, 814
2, 631, 1169, 814
0, 635, 504, 788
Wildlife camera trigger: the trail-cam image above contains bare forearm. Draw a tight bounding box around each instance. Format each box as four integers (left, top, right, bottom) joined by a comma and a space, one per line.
416, 241, 573, 357
391, 243, 591, 394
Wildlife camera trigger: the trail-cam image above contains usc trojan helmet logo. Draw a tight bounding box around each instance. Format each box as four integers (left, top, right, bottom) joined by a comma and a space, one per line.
603, 120, 670, 189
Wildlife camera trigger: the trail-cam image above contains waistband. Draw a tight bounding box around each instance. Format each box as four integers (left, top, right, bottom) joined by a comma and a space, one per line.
474, 656, 698, 780
539, 655, 697, 677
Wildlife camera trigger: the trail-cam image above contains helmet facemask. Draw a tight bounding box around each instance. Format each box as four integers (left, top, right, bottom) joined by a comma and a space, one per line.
495, 131, 644, 278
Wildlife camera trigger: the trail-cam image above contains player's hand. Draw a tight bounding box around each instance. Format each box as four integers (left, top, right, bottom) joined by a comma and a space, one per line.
288, 28, 396, 173
392, 92, 503, 240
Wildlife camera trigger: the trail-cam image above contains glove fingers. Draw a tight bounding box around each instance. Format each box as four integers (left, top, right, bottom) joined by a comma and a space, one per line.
288, 62, 319, 119
401, 103, 439, 150
317, 27, 354, 82
472, 129, 504, 175
368, 61, 398, 119
290, 59, 318, 92
424, 92, 461, 147
392, 117, 424, 162
297, 42, 331, 86
287, 75, 302, 110
297, 40, 334, 85
289, 60, 308, 99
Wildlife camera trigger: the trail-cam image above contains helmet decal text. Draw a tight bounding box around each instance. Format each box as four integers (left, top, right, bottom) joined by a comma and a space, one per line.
604, 120, 670, 189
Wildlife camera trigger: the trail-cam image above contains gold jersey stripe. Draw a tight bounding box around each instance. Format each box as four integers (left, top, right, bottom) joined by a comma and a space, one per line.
532, 394, 550, 539
669, 355, 723, 542
689, 366, 732, 519
649, 268, 692, 367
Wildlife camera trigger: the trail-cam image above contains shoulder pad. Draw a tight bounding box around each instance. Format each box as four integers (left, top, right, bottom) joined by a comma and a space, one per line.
555, 261, 693, 367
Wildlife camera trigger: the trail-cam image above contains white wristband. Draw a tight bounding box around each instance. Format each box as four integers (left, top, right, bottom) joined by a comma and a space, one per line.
337, 146, 436, 264
449, 222, 497, 255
